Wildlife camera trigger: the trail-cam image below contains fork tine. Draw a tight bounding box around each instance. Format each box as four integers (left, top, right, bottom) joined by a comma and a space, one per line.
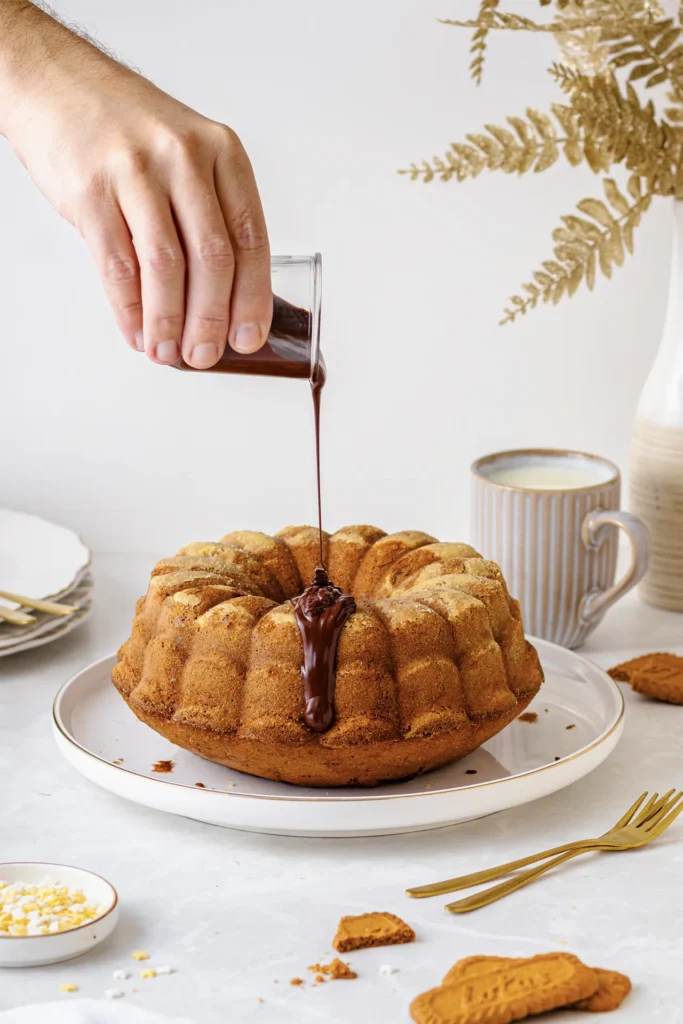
614, 791, 650, 830
645, 793, 683, 835
640, 791, 679, 829
634, 791, 668, 826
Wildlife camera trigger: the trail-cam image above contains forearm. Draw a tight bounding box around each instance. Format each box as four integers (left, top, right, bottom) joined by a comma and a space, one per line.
0, 1, 102, 139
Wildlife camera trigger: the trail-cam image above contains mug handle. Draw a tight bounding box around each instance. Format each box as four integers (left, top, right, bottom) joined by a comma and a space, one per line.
579, 509, 651, 627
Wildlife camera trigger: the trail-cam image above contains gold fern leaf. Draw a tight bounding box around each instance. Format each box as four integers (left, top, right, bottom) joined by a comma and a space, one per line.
469, 0, 500, 85
500, 185, 653, 325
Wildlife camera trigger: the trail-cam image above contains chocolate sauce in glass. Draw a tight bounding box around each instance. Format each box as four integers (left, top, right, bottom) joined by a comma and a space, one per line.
174, 295, 314, 379
290, 568, 356, 732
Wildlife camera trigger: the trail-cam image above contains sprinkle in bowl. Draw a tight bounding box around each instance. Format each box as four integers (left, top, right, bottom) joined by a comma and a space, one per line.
0, 863, 118, 967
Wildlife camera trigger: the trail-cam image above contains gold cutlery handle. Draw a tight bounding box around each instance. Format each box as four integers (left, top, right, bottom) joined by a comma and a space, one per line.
446, 847, 589, 913
406, 839, 598, 898
0, 606, 36, 626
0, 590, 77, 616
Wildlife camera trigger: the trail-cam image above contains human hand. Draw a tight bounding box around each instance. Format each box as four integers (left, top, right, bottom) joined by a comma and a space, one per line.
0, 5, 272, 368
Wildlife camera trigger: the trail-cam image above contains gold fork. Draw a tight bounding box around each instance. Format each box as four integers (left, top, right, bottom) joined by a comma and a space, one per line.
408, 791, 676, 898
408, 790, 662, 898
445, 790, 683, 913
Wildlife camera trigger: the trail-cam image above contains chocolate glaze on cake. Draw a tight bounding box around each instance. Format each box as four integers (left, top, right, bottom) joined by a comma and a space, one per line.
291, 567, 356, 732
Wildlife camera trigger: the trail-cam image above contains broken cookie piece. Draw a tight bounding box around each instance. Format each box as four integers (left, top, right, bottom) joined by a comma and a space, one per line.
333, 911, 415, 953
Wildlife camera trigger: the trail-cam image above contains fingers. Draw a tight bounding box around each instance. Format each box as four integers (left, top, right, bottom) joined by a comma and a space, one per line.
81, 127, 270, 369
118, 184, 186, 364
171, 171, 233, 369
214, 132, 272, 354
82, 203, 143, 352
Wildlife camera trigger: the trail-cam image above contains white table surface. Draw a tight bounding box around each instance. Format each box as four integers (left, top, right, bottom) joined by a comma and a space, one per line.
1, 553, 682, 1023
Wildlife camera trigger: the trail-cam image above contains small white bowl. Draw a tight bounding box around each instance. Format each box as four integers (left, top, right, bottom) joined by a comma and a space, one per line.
0, 863, 119, 967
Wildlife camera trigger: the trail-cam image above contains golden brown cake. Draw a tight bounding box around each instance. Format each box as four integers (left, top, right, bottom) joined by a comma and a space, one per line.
112, 525, 543, 787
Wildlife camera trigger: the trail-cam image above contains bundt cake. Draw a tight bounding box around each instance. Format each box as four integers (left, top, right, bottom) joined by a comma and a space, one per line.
113, 526, 544, 787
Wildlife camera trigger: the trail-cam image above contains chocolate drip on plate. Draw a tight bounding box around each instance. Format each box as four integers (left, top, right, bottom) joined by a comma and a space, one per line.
291, 568, 356, 732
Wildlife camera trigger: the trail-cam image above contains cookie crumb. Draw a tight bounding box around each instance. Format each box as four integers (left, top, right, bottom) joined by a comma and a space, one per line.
290, 977, 303, 986
195, 782, 205, 788
566, 723, 576, 730
465, 769, 477, 775
151, 759, 174, 773
518, 711, 538, 723
309, 958, 357, 980
113, 758, 124, 765
554, 756, 560, 761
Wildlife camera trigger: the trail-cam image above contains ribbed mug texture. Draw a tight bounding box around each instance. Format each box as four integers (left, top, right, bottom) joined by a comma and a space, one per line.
472, 453, 620, 648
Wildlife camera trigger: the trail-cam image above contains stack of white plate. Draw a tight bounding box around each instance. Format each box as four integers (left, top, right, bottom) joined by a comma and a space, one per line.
0, 510, 92, 658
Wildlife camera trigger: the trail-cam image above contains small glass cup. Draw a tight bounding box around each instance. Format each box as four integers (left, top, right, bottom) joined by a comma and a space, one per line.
173, 253, 324, 383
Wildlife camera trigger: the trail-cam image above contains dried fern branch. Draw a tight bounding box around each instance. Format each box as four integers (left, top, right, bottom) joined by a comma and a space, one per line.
602, 8, 683, 102
441, 10, 604, 33
399, 106, 580, 182
500, 175, 653, 323
401, 0, 682, 321
469, 0, 500, 84
401, 70, 683, 192
551, 68, 683, 192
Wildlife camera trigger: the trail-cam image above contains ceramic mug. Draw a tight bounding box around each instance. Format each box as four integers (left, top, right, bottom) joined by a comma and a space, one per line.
471, 449, 651, 648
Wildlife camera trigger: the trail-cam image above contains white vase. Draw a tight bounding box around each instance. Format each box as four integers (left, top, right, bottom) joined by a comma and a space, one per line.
629, 199, 683, 611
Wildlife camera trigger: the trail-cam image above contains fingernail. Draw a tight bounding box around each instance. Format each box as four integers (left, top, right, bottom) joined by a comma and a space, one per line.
233, 322, 262, 354
155, 341, 179, 363
134, 331, 144, 352
189, 343, 219, 368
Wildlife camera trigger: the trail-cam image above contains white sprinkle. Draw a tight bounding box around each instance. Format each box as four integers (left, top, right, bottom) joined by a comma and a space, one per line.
112, 970, 130, 981
379, 964, 398, 976
104, 989, 125, 1000
227, 782, 236, 788
156, 964, 174, 975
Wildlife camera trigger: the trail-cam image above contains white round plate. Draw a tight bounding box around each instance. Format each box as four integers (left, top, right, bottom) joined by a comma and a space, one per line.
0, 510, 91, 611
53, 639, 624, 838
0, 862, 118, 967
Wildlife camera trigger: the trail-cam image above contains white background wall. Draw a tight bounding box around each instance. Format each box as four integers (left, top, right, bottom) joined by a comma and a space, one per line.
0, 0, 672, 553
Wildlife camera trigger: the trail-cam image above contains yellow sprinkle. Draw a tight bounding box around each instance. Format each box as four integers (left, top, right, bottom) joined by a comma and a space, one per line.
141, 969, 157, 979
132, 950, 149, 960
59, 983, 78, 993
